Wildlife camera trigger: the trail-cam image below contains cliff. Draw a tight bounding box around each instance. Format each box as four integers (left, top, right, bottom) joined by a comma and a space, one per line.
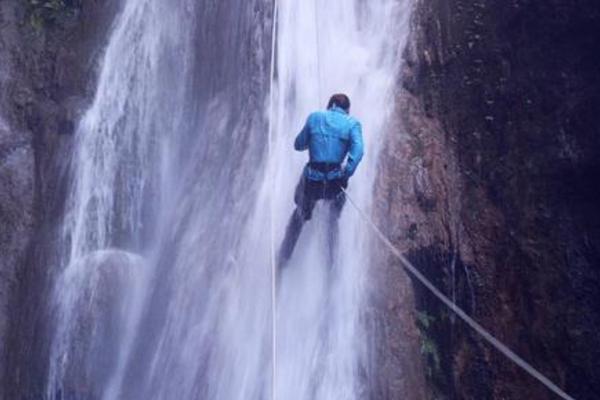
376, 0, 600, 398
0, 1, 117, 397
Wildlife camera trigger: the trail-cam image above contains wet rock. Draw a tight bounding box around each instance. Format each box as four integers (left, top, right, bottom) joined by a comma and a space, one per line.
0, 3, 36, 397
52, 249, 145, 400
0, 0, 120, 398
0, 117, 34, 397
378, 0, 600, 398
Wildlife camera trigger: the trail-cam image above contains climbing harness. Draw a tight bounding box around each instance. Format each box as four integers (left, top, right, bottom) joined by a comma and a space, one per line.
340, 187, 575, 400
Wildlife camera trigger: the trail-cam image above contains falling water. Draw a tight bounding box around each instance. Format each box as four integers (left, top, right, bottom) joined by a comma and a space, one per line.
45, 1, 413, 399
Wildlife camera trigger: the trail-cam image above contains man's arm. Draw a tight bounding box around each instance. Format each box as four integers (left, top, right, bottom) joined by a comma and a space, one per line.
294, 114, 313, 151
343, 121, 364, 178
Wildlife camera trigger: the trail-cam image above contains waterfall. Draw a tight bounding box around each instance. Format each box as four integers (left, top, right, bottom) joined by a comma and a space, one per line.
45, 0, 413, 399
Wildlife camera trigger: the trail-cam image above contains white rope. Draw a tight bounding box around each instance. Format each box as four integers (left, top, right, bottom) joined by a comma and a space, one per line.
313, 0, 323, 105
341, 188, 575, 400
268, 1, 279, 399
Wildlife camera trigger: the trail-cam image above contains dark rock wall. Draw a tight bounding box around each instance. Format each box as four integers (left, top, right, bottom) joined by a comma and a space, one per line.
0, 4, 35, 395
0, 1, 118, 398
376, 0, 600, 399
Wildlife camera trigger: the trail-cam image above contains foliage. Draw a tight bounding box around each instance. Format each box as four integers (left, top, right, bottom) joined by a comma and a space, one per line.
421, 336, 441, 378
415, 311, 442, 380
26, 0, 80, 31
416, 310, 435, 330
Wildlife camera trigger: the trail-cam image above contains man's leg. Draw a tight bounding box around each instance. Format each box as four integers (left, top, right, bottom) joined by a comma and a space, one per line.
278, 208, 305, 266
326, 186, 346, 267
277, 177, 316, 268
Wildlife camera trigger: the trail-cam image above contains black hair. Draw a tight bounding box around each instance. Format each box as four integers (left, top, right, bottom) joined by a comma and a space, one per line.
327, 93, 351, 111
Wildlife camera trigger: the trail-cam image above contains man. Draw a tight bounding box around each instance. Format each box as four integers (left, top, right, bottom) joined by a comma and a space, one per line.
278, 93, 364, 267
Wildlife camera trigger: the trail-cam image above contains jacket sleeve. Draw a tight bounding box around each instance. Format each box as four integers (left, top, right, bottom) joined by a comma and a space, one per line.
294, 114, 312, 151
343, 121, 364, 178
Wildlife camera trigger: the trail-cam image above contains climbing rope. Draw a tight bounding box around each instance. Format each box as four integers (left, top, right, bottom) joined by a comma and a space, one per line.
340, 187, 575, 400
313, 0, 323, 104
268, 1, 279, 400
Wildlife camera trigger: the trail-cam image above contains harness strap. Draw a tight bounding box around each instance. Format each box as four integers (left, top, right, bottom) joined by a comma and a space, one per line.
308, 161, 342, 172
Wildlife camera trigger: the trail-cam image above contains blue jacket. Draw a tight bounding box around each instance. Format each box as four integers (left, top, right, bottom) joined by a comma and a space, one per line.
294, 106, 364, 181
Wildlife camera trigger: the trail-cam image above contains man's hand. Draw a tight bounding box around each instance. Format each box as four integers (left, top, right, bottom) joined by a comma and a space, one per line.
339, 176, 349, 189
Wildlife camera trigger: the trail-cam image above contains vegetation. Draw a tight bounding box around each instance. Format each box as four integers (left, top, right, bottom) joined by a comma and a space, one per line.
26, 0, 80, 31
416, 311, 442, 381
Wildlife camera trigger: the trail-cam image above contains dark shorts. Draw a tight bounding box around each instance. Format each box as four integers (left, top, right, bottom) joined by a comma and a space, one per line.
294, 175, 346, 220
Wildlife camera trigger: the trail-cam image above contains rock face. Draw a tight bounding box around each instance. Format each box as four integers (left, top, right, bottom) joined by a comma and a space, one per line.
376, 0, 600, 399
0, 6, 35, 397
0, 1, 118, 398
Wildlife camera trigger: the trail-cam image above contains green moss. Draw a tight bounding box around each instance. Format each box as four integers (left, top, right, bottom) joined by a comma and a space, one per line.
26, 0, 80, 31
421, 336, 441, 376
416, 311, 442, 381
416, 310, 435, 330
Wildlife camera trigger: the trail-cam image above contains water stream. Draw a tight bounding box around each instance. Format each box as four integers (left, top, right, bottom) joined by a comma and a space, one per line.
45, 1, 413, 399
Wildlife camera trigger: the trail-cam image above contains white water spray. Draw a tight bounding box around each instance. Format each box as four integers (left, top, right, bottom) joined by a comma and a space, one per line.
268, 1, 412, 398
45, 1, 414, 399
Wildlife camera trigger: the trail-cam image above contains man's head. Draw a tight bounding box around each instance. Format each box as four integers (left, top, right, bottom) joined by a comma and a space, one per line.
327, 93, 350, 112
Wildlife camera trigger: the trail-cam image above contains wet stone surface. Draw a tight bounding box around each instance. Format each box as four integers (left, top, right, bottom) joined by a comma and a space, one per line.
377, 0, 600, 398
